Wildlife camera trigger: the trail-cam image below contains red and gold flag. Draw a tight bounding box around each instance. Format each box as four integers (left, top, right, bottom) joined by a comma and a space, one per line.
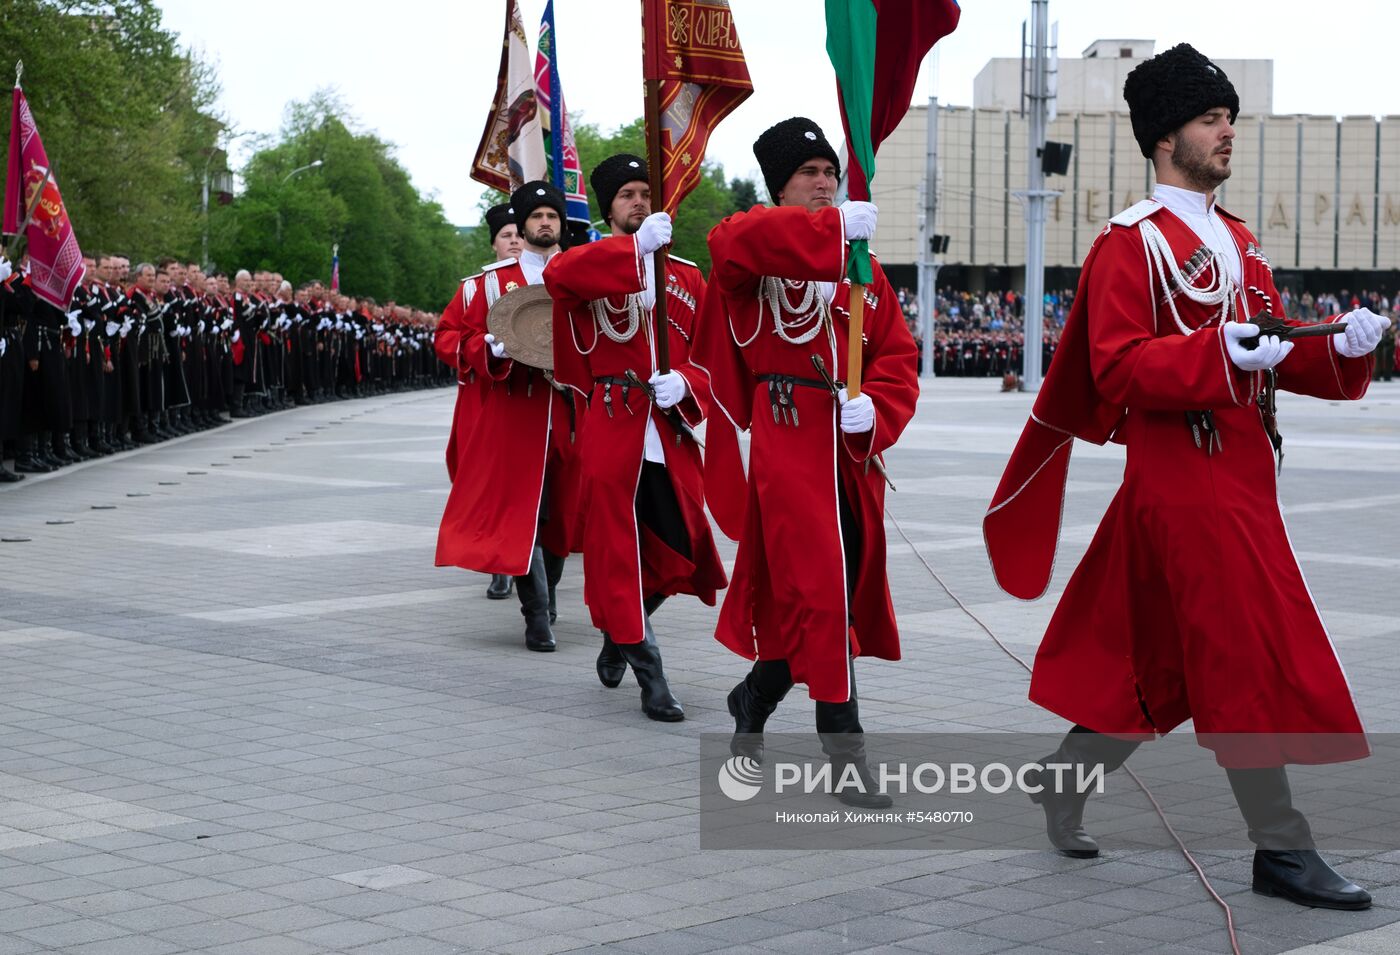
4, 82, 84, 308
641, 0, 752, 218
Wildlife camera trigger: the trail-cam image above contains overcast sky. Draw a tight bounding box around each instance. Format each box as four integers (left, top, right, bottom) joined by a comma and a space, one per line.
156, 0, 1399, 226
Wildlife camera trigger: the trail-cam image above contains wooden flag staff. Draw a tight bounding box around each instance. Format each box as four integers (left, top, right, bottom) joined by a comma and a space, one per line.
643, 75, 671, 375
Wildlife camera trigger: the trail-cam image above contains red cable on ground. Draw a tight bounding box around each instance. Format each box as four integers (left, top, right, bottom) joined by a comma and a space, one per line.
886, 512, 1242, 955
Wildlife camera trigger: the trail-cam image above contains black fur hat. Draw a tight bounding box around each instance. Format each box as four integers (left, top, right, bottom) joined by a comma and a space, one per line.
753, 117, 841, 206
485, 203, 515, 243
510, 180, 567, 230
1123, 43, 1239, 159
590, 154, 649, 225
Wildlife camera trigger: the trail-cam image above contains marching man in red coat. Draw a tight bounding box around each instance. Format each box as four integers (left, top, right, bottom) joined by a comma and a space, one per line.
983, 45, 1387, 909
543, 155, 728, 722
435, 182, 582, 652
693, 118, 919, 805
436, 203, 523, 602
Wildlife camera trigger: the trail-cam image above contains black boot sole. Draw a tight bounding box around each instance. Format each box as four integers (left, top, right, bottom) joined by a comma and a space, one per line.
644, 706, 685, 722
1252, 881, 1372, 910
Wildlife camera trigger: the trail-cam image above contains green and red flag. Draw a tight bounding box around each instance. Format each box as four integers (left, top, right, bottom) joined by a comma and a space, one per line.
825, 0, 960, 284
641, 0, 753, 218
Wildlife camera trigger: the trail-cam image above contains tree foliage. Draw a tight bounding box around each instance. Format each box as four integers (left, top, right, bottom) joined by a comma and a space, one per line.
0, 0, 222, 259
209, 92, 469, 309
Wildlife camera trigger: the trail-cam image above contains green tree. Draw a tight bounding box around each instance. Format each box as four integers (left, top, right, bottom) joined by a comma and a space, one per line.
210, 92, 469, 309
0, 0, 222, 260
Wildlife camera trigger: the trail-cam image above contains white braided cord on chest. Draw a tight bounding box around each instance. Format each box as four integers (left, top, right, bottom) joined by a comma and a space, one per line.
588, 294, 644, 345
1139, 219, 1236, 335
751, 276, 832, 347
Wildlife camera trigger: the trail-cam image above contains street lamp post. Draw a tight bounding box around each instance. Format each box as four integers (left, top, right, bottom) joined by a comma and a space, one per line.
276, 160, 324, 244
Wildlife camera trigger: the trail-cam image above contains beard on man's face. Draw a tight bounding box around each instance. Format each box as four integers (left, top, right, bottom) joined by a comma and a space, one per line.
1170, 135, 1230, 190
524, 223, 558, 248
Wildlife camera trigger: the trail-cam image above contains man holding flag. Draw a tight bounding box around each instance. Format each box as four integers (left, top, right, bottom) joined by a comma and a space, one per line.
693, 118, 917, 806
693, 0, 958, 804
543, 154, 727, 723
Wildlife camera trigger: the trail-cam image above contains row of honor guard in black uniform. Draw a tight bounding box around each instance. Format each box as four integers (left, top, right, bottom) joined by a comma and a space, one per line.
0, 252, 453, 481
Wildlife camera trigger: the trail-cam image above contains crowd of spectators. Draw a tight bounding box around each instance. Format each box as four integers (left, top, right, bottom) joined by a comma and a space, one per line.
894, 284, 1399, 380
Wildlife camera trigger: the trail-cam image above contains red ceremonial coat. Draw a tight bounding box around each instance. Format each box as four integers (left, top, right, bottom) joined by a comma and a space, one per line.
436, 270, 491, 482
693, 205, 919, 703
983, 199, 1370, 768
434, 257, 584, 575
543, 236, 727, 645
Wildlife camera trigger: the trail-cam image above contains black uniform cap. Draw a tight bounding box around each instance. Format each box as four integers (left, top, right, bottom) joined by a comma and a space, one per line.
753, 117, 841, 206
485, 203, 515, 243
590, 154, 649, 225
1123, 43, 1240, 159
509, 180, 567, 229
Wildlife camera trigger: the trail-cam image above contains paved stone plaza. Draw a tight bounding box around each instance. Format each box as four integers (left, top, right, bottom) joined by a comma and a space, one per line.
0, 379, 1398, 954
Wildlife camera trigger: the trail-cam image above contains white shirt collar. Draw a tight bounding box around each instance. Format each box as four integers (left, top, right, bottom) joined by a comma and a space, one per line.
518, 248, 555, 285
1153, 183, 1215, 219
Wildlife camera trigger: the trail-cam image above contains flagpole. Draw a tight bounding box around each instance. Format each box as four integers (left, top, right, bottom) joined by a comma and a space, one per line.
643, 76, 671, 375
846, 281, 864, 397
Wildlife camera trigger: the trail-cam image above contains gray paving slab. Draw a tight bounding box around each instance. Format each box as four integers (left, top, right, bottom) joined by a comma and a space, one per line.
0, 384, 1398, 953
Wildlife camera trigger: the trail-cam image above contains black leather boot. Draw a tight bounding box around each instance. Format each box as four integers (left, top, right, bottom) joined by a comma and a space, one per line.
615, 613, 683, 721
70, 431, 94, 460
14, 438, 53, 473
51, 433, 79, 464
485, 574, 513, 599
727, 659, 794, 762
514, 546, 555, 652
596, 634, 627, 688
1027, 726, 1141, 859
1229, 767, 1371, 910
816, 664, 892, 809
0, 461, 22, 482
544, 550, 566, 623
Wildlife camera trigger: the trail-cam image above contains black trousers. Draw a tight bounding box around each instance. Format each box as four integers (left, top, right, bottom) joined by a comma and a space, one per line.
635, 460, 691, 562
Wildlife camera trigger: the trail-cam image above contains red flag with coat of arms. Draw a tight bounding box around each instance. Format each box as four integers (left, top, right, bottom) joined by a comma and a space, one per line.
641, 0, 753, 218
4, 80, 84, 308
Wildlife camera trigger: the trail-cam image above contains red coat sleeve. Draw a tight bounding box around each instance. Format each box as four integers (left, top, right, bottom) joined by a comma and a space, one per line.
709, 205, 849, 298
435, 279, 474, 376
1087, 228, 1259, 410
542, 236, 647, 398
461, 275, 508, 382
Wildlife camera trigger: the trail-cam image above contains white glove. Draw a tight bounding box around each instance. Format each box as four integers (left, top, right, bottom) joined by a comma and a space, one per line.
635, 212, 672, 257
82, 319, 94, 332
220, 318, 232, 332
0, 259, 10, 282
483, 333, 508, 360
648, 371, 688, 409
232, 330, 241, 343
0, 338, 5, 357
1335, 307, 1390, 358
1223, 322, 1293, 372
840, 200, 879, 241
105, 321, 119, 337
838, 387, 875, 433
197, 320, 206, 333
66, 312, 82, 336
119, 320, 131, 339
